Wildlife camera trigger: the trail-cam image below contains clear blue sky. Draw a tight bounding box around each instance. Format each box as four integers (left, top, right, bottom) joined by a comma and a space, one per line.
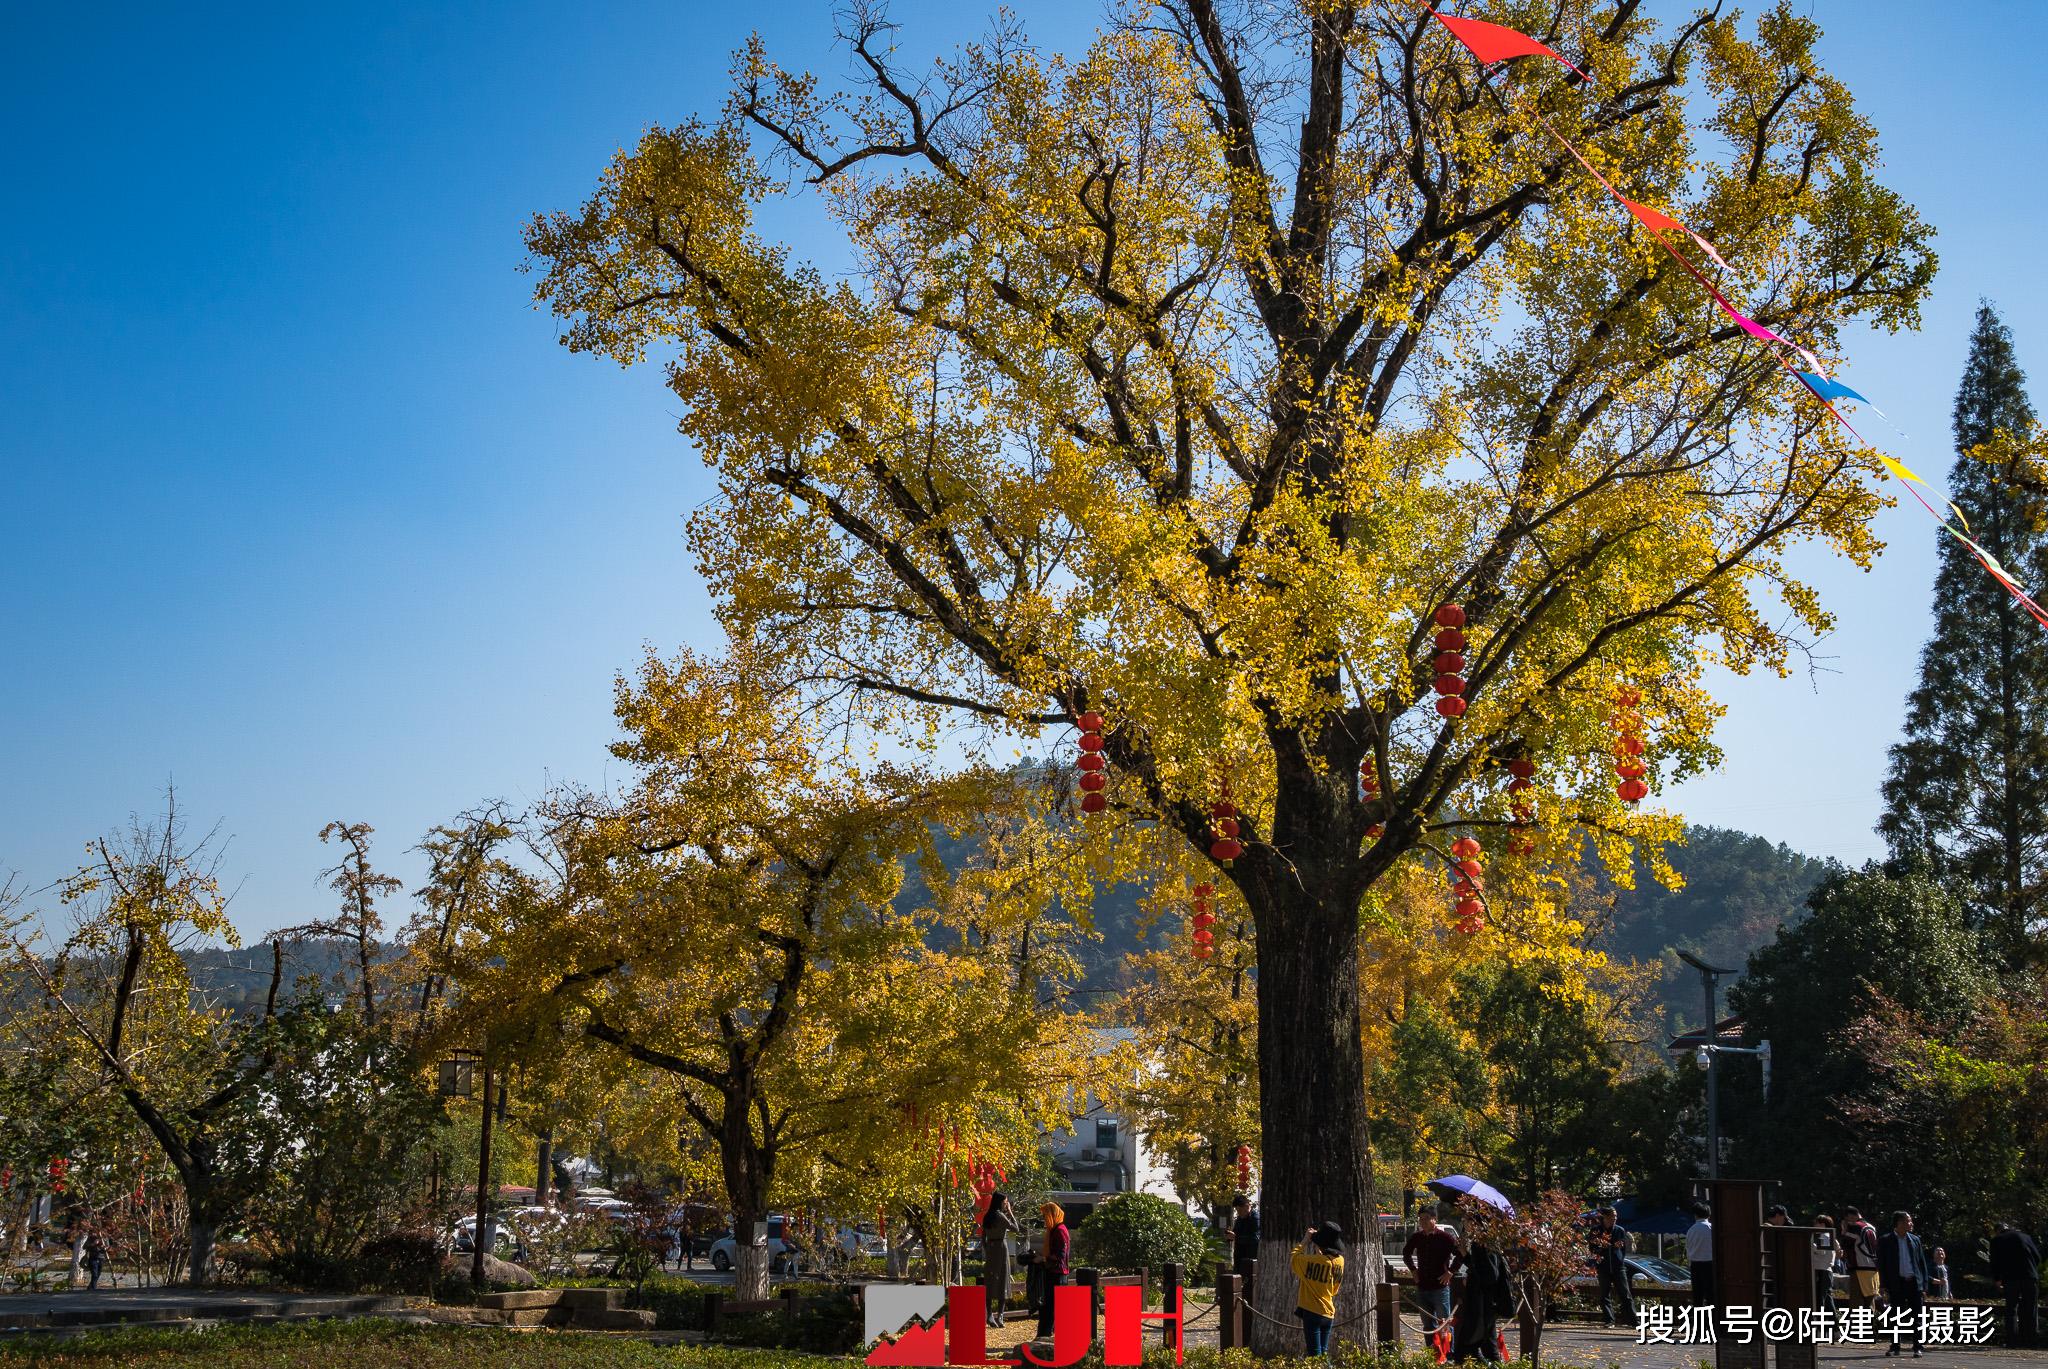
2, 2, 2038, 934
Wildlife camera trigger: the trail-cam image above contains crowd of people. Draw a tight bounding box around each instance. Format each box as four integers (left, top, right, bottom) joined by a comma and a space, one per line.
1673, 1203, 2041, 1353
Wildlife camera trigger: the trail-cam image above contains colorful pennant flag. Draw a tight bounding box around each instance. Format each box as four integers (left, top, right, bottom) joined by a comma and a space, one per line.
1434, 5, 2044, 630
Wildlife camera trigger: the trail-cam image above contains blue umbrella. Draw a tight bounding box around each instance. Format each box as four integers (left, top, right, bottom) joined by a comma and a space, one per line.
1424, 1174, 1515, 1215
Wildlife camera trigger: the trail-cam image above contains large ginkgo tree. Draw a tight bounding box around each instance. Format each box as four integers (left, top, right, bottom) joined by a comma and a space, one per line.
527, 0, 1932, 1342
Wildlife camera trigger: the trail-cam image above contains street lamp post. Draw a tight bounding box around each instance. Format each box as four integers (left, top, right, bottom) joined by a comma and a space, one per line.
1676, 951, 1733, 1179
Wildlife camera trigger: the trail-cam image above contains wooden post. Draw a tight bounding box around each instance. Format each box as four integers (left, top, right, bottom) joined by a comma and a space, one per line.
1707, 1181, 1768, 1369
1078, 1267, 1101, 1346
1517, 1276, 1540, 1361
1217, 1272, 1243, 1351
471, 1053, 494, 1289
1378, 1279, 1399, 1346
1162, 1263, 1184, 1346
782, 1287, 800, 1326
704, 1291, 724, 1341
1242, 1255, 1257, 1313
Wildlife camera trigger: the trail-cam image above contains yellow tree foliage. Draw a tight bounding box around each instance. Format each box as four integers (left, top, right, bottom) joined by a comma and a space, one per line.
447, 644, 1089, 1298
3, 799, 287, 1284
527, 0, 1932, 1339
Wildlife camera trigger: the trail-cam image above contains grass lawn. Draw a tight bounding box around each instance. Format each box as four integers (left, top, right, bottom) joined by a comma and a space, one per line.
0, 1321, 844, 1368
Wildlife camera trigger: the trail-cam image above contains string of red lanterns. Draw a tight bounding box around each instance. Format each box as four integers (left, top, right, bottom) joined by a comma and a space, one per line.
1209, 775, 1243, 866
1449, 836, 1485, 934
1506, 757, 1538, 855
1611, 688, 1648, 804
1189, 881, 1217, 961
1234, 1143, 1253, 1193
1360, 762, 1385, 840
1076, 711, 1109, 814
1433, 604, 1468, 718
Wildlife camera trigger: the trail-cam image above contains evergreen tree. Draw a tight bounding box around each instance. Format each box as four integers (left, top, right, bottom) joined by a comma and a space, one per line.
1879, 304, 2048, 965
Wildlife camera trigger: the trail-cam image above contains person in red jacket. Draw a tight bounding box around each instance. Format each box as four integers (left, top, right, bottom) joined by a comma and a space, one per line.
1405, 1208, 1460, 1350
1035, 1203, 1070, 1339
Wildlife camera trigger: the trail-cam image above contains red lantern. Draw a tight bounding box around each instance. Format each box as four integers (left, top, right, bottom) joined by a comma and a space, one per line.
1193, 882, 1214, 897
1507, 758, 1536, 779
1080, 772, 1107, 792
1452, 837, 1482, 859
1434, 652, 1466, 674
1192, 928, 1215, 945
1367, 824, 1385, 839
1192, 945, 1212, 959
1076, 711, 1104, 732
1192, 911, 1216, 929
1081, 793, 1107, 813
1508, 777, 1533, 793
1436, 697, 1466, 718
1078, 753, 1106, 772
1434, 627, 1467, 652
1434, 674, 1466, 696
1434, 603, 1466, 628
1456, 898, 1482, 918
1458, 858, 1483, 878
1208, 788, 1244, 866
1610, 685, 1648, 804
1079, 733, 1106, 752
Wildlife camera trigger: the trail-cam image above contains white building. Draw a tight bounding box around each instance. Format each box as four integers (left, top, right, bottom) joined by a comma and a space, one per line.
1039, 1028, 1181, 1222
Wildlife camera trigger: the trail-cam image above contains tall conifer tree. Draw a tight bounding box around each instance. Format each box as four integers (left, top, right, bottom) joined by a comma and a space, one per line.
1880, 304, 2048, 964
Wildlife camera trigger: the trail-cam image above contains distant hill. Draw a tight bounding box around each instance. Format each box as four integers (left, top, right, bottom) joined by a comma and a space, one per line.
1593, 825, 1838, 1038
185, 938, 389, 1015
173, 825, 1829, 1031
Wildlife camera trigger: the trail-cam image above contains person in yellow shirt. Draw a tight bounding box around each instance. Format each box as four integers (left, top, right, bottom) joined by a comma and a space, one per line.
1291, 1222, 1345, 1356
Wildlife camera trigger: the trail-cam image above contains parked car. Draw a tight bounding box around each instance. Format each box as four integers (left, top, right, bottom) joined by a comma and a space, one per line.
1563, 1253, 1692, 1295
708, 1216, 814, 1273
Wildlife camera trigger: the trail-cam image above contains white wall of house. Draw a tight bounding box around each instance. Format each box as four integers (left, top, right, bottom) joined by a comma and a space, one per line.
1040, 1028, 1182, 1220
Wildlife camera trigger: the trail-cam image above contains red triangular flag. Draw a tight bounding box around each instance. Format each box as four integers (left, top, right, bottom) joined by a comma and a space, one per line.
1434, 13, 1591, 81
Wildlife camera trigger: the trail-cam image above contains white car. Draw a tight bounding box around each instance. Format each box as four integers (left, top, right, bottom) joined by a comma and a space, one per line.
709, 1217, 817, 1273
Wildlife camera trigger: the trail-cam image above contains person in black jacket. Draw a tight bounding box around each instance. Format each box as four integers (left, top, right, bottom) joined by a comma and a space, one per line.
1589, 1208, 1635, 1329
1989, 1221, 2041, 1349
1231, 1194, 1260, 1299
1877, 1211, 1931, 1358
1451, 1232, 1514, 1363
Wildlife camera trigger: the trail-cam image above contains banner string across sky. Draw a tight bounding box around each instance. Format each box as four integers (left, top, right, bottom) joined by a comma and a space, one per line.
1427, 8, 2048, 630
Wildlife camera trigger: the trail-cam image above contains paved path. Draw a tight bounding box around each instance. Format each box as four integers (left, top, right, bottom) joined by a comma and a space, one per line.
1532, 1324, 2048, 1369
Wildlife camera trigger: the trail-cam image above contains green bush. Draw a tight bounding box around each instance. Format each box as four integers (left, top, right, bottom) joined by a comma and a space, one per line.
1072, 1193, 1206, 1274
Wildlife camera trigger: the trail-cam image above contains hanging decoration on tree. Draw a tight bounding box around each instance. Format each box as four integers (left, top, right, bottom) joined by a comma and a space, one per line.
1448, 836, 1485, 934
1429, 5, 2048, 631
47, 1157, 68, 1195
1234, 1142, 1254, 1193
1189, 881, 1217, 961
1505, 757, 1538, 855
1209, 774, 1244, 866
970, 1159, 999, 1231
1360, 761, 1385, 840
1075, 710, 1108, 814
1611, 687, 1648, 804
1433, 604, 1468, 718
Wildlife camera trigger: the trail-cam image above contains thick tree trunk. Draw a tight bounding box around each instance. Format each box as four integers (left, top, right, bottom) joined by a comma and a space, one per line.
735, 1239, 773, 1302
721, 1087, 776, 1302
535, 1131, 554, 1208
186, 1218, 218, 1286
1240, 740, 1382, 1353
